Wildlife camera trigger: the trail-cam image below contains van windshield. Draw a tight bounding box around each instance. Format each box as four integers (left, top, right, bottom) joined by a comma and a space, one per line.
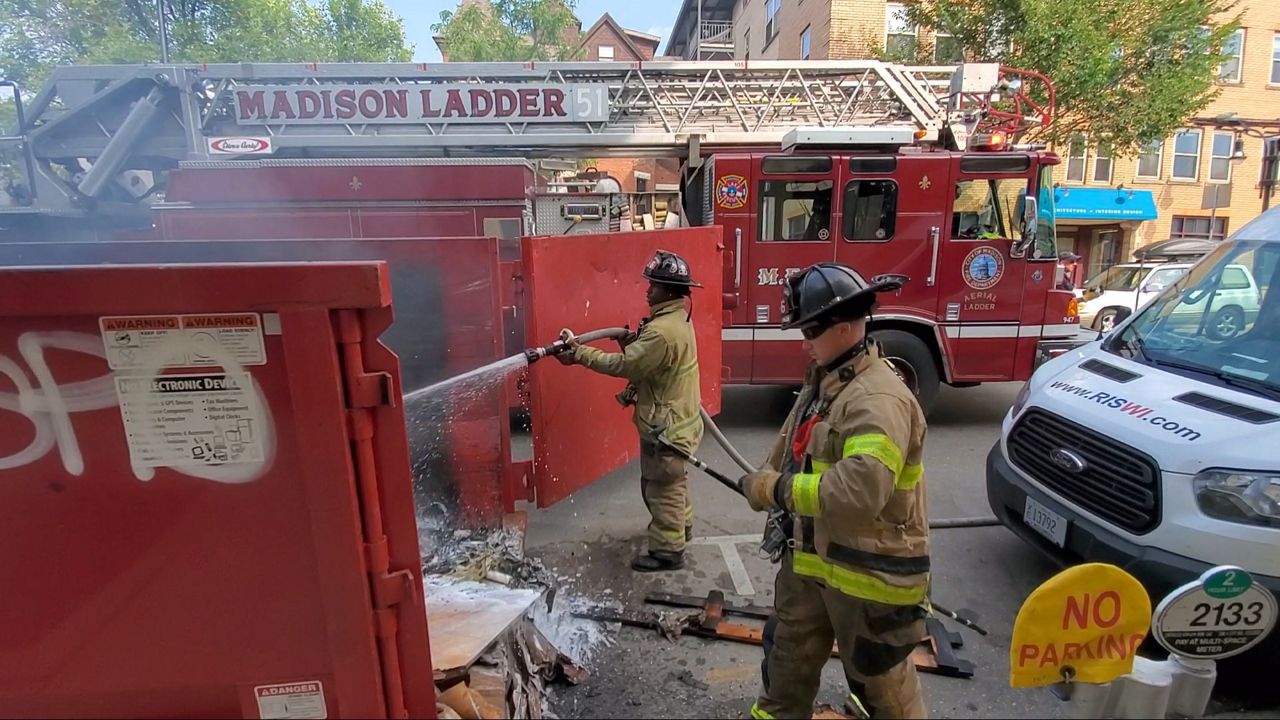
1107, 240, 1280, 400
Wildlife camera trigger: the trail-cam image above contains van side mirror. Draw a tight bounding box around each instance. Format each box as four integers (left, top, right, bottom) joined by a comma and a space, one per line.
1142, 282, 1166, 294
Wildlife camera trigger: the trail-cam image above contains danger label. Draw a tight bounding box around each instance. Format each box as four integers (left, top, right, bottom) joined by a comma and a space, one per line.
115, 372, 264, 468
100, 313, 266, 370
254, 681, 327, 719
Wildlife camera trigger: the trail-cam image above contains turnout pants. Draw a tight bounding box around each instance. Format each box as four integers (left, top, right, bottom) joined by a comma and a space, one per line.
754, 557, 928, 719
639, 440, 693, 553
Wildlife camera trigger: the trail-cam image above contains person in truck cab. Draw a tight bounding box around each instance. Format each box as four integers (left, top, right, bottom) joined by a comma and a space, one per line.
739, 263, 930, 719
557, 250, 704, 572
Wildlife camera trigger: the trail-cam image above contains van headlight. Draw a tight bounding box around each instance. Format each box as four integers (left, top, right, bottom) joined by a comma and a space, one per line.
1194, 470, 1280, 528
1011, 382, 1032, 417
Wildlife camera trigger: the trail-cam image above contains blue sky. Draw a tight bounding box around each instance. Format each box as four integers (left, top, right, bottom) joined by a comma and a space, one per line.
382, 0, 684, 61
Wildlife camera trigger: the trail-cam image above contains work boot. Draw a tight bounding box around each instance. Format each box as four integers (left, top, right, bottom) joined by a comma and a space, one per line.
631, 550, 685, 572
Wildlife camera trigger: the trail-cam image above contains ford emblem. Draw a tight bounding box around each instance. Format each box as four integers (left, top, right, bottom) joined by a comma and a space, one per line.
1050, 448, 1087, 473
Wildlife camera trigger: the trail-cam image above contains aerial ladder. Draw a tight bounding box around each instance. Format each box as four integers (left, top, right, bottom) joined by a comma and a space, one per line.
0, 60, 1052, 224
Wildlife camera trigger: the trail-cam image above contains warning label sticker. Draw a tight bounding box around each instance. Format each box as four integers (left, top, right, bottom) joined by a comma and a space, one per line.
253, 681, 327, 719
100, 313, 266, 370
115, 372, 264, 468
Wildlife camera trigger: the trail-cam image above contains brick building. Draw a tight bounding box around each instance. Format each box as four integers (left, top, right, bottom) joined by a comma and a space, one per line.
577, 13, 661, 61
1050, 0, 1280, 284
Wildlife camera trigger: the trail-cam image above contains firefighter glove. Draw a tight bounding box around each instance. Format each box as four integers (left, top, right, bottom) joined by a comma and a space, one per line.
742, 469, 782, 512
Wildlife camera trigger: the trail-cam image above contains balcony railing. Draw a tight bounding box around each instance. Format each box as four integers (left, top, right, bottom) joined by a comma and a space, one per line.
699, 21, 732, 43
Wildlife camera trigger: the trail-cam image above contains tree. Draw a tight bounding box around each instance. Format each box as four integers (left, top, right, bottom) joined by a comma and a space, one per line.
431, 0, 583, 62
901, 0, 1240, 155
0, 0, 413, 89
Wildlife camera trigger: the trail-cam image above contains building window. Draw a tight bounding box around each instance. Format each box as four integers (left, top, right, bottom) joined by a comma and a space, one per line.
843, 180, 897, 241
934, 30, 963, 63
1092, 144, 1113, 184
1210, 132, 1235, 182
1272, 32, 1280, 84
1171, 216, 1227, 241
1136, 139, 1163, 179
765, 0, 781, 44
759, 180, 833, 242
1219, 29, 1244, 82
1065, 136, 1087, 183
1262, 136, 1280, 210
742, 28, 751, 60
1172, 129, 1201, 180
800, 26, 811, 59
885, 3, 917, 57
597, 45, 614, 60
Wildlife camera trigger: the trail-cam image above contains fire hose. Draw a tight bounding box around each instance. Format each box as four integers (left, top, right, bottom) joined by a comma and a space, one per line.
522, 327, 631, 364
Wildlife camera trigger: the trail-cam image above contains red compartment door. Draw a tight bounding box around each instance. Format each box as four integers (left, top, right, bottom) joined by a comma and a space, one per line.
523, 228, 724, 507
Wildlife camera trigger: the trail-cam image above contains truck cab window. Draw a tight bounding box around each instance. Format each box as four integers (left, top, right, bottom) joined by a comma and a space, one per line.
759, 180, 833, 241
843, 180, 897, 241
952, 179, 1024, 241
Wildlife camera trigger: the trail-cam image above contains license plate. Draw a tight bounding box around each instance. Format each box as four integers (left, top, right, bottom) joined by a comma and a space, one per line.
1023, 496, 1068, 548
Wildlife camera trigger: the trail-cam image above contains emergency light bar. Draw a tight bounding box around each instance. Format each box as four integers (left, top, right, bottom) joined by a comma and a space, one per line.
782, 127, 920, 152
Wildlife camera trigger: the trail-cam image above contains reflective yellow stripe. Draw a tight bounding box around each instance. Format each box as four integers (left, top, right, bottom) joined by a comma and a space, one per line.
685, 503, 694, 519
842, 433, 905, 477
792, 550, 928, 605
750, 704, 775, 720
791, 472, 821, 517
811, 459, 831, 473
899, 463, 924, 490
676, 359, 699, 377
657, 528, 686, 541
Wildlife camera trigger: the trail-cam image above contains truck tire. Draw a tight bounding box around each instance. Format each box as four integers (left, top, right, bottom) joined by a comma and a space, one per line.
871, 329, 941, 416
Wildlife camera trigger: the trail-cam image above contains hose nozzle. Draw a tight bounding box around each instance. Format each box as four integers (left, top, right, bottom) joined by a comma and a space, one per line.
523, 328, 577, 364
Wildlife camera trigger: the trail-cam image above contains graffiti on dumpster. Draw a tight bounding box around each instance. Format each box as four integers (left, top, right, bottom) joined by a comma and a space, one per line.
0, 330, 274, 482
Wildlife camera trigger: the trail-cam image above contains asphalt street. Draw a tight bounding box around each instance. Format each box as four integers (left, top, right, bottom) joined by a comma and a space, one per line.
525, 382, 1078, 718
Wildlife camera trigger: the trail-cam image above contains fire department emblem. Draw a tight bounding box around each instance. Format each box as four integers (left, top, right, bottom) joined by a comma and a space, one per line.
715, 175, 748, 209
962, 246, 1004, 290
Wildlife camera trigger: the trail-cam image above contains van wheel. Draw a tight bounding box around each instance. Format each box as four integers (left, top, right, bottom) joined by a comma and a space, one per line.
871, 330, 941, 416
1208, 305, 1246, 340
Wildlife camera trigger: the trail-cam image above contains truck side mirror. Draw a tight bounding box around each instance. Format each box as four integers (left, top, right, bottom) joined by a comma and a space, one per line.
1142, 282, 1166, 295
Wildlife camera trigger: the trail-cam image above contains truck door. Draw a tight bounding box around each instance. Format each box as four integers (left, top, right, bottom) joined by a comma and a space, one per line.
746, 156, 839, 382
834, 155, 945, 323
934, 154, 1036, 380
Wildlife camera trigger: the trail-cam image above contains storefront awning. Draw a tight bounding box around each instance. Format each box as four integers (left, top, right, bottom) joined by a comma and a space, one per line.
1053, 187, 1157, 221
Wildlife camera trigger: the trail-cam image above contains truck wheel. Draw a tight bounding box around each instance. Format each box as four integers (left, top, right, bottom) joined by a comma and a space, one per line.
871, 329, 941, 416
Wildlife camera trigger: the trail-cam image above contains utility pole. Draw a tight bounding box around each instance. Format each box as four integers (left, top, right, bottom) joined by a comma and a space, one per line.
158, 0, 171, 63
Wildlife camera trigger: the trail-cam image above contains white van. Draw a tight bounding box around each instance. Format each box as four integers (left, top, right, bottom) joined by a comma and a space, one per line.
987, 207, 1280, 655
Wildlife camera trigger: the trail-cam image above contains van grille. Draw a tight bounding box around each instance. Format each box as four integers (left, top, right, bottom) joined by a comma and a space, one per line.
1008, 409, 1161, 533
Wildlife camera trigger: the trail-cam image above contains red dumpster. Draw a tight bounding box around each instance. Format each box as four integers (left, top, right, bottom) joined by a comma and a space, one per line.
0, 262, 435, 718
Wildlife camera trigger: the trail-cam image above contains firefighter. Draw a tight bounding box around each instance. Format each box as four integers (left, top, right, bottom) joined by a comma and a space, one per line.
741, 263, 930, 719
558, 250, 704, 572
1057, 251, 1081, 291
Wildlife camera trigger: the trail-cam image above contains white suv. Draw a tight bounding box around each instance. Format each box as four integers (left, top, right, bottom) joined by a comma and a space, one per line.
1079, 262, 1193, 331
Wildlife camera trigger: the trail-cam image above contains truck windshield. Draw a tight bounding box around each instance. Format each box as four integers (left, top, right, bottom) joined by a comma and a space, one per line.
1108, 240, 1280, 400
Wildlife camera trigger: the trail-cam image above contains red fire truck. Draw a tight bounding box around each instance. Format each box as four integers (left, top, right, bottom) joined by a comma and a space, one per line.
0, 60, 1080, 412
